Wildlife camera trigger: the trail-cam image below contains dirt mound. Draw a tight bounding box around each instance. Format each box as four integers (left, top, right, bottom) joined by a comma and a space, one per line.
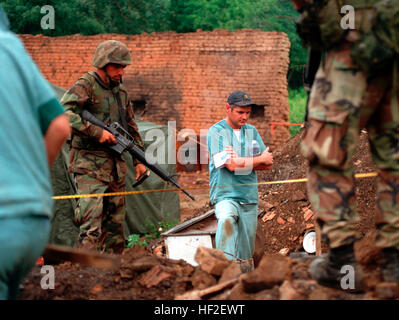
257, 128, 377, 255
20, 129, 393, 300
20, 245, 218, 300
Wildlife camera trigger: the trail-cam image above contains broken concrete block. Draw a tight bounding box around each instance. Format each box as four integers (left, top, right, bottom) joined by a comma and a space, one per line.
279, 248, 290, 256
227, 282, 251, 300
198, 278, 238, 299
303, 207, 314, 221
175, 290, 201, 300
209, 288, 233, 300
194, 246, 231, 276
258, 199, 274, 211
119, 268, 134, 279
375, 282, 399, 299
191, 268, 217, 290
262, 211, 276, 222
153, 245, 163, 257
236, 258, 254, 273
241, 254, 291, 293
138, 265, 174, 288
219, 262, 242, 284
291, 190, 307, 202
279, 280, 305, 300
308, 287, 330, 300
287, 217, 295, 224
277, 217, 286, 225
90, 284, 103, 295
252, 288, 278, 300
129, 255, 160, 272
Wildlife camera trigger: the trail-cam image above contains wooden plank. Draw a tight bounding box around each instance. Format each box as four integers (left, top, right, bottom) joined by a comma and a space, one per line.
42, 244, 120, 269
175, 275, 241, 300
163, 230, 216, 236
199, 278, 238, 298
161, 209, 215, 236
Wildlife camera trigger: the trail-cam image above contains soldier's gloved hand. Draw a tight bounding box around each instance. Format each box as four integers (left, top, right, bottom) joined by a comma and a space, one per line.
99, 130, 117, 144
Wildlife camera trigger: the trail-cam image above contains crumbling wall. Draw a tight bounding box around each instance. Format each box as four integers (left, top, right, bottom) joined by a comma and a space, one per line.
20, 29, 290, 153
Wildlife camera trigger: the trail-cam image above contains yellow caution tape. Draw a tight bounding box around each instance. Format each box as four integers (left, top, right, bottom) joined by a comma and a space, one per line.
52, 188, 181, 200
52, 171, 378, 200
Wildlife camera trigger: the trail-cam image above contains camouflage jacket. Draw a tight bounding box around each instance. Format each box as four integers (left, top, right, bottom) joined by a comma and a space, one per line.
297, 0, 377, 50
61, 71, 144, 182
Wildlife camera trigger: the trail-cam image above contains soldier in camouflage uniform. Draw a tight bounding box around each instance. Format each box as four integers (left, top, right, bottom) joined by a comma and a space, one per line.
293, 0, 399, 288
61, 40, 146, 254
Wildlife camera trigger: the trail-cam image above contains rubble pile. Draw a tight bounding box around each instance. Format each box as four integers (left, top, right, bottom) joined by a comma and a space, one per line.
20, 129, 398, 300
256, 130, 377, 255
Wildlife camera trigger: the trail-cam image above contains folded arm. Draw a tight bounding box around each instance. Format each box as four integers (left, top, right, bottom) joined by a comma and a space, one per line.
224, 146, 273, 172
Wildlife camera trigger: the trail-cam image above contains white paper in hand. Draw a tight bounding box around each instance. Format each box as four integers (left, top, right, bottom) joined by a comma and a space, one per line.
213, 150, 231, 169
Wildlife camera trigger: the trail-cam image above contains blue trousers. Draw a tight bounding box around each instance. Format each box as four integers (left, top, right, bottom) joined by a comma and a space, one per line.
215, 200, 258, 260
0, 216, 50, 300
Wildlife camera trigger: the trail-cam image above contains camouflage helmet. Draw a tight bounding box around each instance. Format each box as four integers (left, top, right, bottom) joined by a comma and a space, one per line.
91, 40, 132, 69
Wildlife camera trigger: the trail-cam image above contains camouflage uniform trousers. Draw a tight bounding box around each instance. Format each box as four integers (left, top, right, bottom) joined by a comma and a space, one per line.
301, 42, 399, 250
73, 168, 127, 254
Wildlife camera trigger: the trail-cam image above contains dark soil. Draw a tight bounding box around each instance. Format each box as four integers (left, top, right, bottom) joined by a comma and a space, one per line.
19, 129, 392, 300
257, 129, 377, 255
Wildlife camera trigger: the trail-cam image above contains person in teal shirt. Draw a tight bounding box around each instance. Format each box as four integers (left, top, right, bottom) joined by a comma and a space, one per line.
207, 90, 273, 272
0, 6, 71, 299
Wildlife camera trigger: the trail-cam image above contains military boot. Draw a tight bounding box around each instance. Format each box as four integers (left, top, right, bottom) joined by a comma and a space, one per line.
309, 244, 363, 292
381, 247, 399, 283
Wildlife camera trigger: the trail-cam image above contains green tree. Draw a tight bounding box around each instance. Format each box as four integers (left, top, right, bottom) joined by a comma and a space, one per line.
1, 0, 307, 87
0, 0, 171, 35
1, 0, 100, 35
170, 0, 253, 32
169, 0, 307, 87
245, 0, 307, 88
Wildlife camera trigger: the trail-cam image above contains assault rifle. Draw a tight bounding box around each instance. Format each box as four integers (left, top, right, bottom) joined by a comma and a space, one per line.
81, 110, 195, 201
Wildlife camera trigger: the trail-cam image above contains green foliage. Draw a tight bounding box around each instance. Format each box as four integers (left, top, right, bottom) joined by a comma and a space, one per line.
246, 0, 307, 88
127, 233, 148, 247
169, 0, 307, 87
0, 0, 171, 36
170, 0, 253, 32
288, 87, 307, 136
0, 0, 307, 87
126, 217, 178, 248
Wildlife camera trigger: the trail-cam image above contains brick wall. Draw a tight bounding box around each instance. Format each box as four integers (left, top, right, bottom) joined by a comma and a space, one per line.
20, 29, 290, 154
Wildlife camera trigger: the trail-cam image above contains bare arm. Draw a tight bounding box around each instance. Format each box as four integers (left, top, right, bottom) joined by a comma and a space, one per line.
225, 147, 273, 172
43, 114, 71, 166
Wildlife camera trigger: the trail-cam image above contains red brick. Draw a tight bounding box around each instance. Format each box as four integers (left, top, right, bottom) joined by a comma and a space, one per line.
20, 30, 290, 153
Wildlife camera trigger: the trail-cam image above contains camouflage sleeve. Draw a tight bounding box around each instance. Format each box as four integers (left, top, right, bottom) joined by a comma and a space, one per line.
60, 78, 103, 140
126, 100, 145, 166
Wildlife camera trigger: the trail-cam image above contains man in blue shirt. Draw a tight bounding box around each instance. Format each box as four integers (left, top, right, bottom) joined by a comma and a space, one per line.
0, 7, 71, 299
207, 90, 273, 271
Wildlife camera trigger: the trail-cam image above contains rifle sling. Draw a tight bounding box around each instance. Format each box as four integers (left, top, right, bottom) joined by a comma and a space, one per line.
114, 90, 129, 132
